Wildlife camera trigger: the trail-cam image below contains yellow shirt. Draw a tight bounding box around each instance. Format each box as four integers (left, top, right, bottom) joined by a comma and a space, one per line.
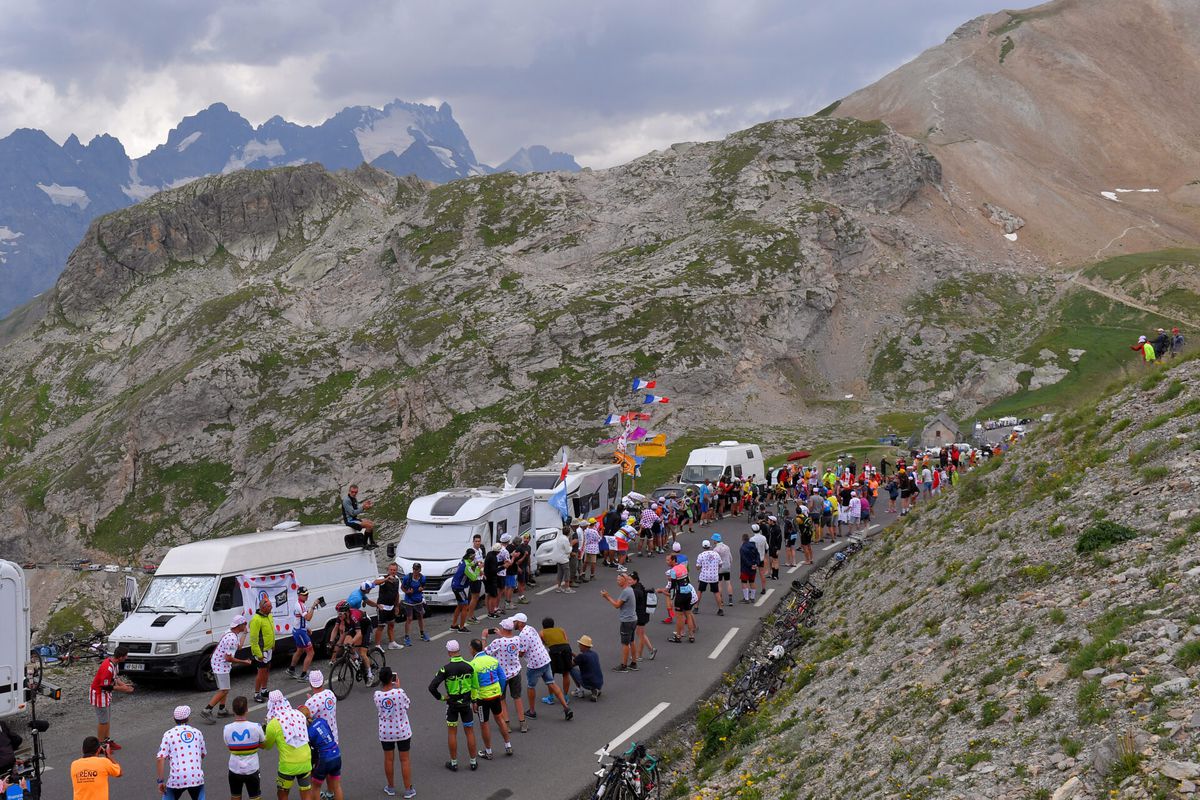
71, 755, 121, 800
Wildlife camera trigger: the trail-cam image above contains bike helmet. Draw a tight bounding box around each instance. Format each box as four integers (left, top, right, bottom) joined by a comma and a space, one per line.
335, 600, 350, 613
834, 551, 847, 562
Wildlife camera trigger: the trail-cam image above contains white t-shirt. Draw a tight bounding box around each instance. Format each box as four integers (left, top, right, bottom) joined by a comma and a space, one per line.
517, 625, 551, 669
293, 601, 309, 630
922, 468, 932, 483
157, 724, 207, 789
304, 689, 339, 743
751, 533, 768, 562
211, 631, 240, 675
374, 687, 412, 742
223, 719, 264, 775
696, 550, 721, 583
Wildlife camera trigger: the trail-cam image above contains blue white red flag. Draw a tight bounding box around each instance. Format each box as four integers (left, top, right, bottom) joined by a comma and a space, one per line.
632, 378, 657, 392
642, 394, 670, 405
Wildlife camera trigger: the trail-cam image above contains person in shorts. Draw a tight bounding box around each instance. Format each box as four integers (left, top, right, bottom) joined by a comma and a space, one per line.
90, 644, 133, 749
375, 667, 415, 798
482, 619, 527, 732
512, 613, 573, 721
223, 696, 263, 800
375, 563, 403, 650
695, 540, 723, 615
302, 705, 343, 800
156, 705, 207, 800
286, 588, 317, 680
427, 640, 478, 771
203, 616, 251, 723
629, 571, 656, 662
739, 532, 760, 603
483, 544, 502, 618
263, 691, 312, 799
401, 563, 429, 646
469, 638, 512, 757
599, 570, 638, 671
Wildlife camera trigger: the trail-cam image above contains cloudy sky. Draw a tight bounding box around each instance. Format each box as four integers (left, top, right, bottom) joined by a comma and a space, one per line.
0, 0, 1007, 168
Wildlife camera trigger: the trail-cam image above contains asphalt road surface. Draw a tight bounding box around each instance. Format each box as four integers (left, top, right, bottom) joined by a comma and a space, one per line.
35, 505, 897, 800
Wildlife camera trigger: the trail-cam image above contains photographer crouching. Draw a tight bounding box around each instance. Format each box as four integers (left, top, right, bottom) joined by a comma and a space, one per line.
69, 736, 120, 799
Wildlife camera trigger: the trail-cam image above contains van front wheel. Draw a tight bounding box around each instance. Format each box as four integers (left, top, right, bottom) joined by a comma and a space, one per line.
194, 648, 216, 691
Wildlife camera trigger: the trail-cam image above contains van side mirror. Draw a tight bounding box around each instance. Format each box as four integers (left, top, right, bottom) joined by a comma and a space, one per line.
120, 597, 133, 613
385, 543, 397, 559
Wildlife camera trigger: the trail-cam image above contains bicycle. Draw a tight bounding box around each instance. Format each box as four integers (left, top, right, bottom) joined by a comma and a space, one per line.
327, 643, 386, 700
593, 742, 660, 800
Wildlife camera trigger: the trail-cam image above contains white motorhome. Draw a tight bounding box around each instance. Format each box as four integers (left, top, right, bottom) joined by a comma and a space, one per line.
107, 523, 378, 688
397, 487, 533, 606
0, 560, 30, 717
515, 464, 622, 567
680, 441, 767, 486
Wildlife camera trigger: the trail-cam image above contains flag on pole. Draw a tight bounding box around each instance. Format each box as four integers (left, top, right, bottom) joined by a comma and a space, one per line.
643, 394, 670, 404
603, 413, 622, 426
632, 378, 657, 392
548, 451, 570, 521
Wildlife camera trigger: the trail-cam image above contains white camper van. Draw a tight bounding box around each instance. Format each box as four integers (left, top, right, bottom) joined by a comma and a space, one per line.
107, 523, 378, 688
680, 441, 767, 486
515, 464, 622, 567
397, 487, 534, 606
0, 560, 30, 717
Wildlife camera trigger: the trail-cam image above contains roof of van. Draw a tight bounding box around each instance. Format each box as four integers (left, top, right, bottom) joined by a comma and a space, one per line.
517, 463, 620, 496
407, 487, 533, 524
156, 524, 365, 576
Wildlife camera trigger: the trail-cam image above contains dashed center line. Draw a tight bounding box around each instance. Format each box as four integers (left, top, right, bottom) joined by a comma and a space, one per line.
708, 627, 740, 660
754, 588, 774, 607
594, 701, 671, 756
536, 585, 559, 596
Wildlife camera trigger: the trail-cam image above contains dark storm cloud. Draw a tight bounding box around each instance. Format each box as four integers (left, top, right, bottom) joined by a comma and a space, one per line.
0, 0, 1006, 165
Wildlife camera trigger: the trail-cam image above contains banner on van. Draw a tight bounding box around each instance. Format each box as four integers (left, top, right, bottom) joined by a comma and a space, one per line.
238, 571, 300, 635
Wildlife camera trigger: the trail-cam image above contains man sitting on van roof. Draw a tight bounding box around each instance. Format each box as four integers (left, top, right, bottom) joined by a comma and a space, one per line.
342, 485, 377, 550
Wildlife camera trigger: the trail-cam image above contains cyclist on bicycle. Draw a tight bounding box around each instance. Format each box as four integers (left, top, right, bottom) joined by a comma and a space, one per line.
328, 579, 380, 655
331, 601, 376, 683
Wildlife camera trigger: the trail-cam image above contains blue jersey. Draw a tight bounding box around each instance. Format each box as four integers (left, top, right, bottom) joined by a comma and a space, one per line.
346, 589, 365, 609
307, 717, 340, 762
401, 574, 425, 605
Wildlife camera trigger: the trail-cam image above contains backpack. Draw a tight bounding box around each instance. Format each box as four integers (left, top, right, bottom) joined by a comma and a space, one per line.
823, 499, 832, 514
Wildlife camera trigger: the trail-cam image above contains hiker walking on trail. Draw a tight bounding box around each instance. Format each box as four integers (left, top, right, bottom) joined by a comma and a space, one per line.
1131, 335, 1157, 365
1170, 327, 1185, 358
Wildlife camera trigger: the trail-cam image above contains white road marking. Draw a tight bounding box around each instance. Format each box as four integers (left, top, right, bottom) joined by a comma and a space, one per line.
429, 630, 451, 641
822, 543, 840, 551
866, 524, 880, 533
788, 564, 802, 574
537, 585, 560, 596
708, 627, 740, 660
594, 701, 672, 756
284, 686, 310, 701
755, 588, 775, 607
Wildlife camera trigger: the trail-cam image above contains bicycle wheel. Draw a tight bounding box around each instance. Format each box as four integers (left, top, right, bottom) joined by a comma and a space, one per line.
642, 762, 662, 800
329, 660, 355, 700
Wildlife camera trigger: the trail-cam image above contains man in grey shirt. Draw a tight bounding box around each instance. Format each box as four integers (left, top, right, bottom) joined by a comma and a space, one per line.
599, 570, 639, 671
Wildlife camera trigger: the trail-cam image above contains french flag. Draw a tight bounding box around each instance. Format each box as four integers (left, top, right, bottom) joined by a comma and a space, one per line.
643, 394, 669, 404
603, 414, 622, 426
632, 378, 657, 392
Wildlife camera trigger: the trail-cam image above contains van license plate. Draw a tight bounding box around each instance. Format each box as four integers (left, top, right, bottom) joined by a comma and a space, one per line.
123, 662, 145, 671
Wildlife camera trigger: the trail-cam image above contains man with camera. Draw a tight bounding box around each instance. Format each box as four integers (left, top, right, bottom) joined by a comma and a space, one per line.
70, 736, 121, 799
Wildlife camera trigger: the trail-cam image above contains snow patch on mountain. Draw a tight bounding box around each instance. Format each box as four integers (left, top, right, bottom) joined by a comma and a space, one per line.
176, 131, 202, 152
223, 139, 286, 173
122, 163, 157, 202
353, 109, 418, 164
37, 183, 91, 209
429, 145, 455, 169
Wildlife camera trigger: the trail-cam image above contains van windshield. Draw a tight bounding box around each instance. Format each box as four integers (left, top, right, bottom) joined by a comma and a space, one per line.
398, 521, 473, 560
680, 464, 724, 483
137, 575, 215, 613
